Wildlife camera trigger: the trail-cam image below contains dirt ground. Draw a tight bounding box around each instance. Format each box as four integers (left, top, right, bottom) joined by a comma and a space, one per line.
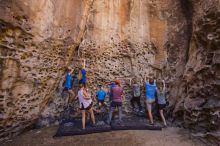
2, 126, 205, 146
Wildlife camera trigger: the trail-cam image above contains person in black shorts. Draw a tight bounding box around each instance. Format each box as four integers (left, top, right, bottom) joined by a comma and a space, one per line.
77, 85, 95, 129
156, 80, 167, 127
63, 67, 75, 105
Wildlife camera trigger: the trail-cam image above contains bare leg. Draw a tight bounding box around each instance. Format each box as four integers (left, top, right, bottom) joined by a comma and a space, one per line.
159, 109, 167, 126
98, 102, 101, 107
89, 108, 95, 125
67, 90, 75, 103
147, 102, 154, 124
82, 110, 86, 129
97, 102, 102, 112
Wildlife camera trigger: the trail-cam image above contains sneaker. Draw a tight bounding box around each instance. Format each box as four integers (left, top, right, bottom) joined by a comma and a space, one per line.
139, 109, 144, 113
132, 107, 136, 112
106, 120, 111, 125
150, 122, 154, 126
133, 108, 139, 112
117, 121, 124, 126
163, 124, 167, 128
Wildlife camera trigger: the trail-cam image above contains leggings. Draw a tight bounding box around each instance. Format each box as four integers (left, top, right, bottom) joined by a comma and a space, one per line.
130, 96, 142, 110
108, 102, 122, 122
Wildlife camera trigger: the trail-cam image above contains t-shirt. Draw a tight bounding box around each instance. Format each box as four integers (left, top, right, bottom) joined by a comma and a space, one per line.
133, 84, 141, 97
79, 69, 86, 84
96, 90, 106, 101
112, 86, 123, 102
157, 88, 166, 104
64, 73, 73, 88
145, 82, 157, 100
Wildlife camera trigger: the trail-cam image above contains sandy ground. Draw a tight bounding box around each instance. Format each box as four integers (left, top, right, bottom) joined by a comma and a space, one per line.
2, 126, 205, 146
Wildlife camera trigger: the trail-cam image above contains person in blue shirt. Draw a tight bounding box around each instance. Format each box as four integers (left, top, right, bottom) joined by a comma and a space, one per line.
144, 76, 157, 125
96, 85, 107, 112
78, 67, 87, 86
64, 67, 75, 104
108, 82, 115, 102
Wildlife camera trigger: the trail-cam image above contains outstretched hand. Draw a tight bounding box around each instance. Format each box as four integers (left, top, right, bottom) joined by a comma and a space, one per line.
74, 96, 78, 101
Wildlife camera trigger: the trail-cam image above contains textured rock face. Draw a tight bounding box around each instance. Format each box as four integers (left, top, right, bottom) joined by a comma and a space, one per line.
165, 0, 220, 144
38, 0, 170, 126
0, 0, 94, 140
0, 0, 219, 144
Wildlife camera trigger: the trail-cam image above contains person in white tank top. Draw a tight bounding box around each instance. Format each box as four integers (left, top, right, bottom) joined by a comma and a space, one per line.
77, 84, 95, 129
78, 88, 92, 109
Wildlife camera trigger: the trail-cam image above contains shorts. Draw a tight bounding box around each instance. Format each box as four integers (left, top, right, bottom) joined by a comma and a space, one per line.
158, 104, 166, 110
79, 80, 86, 85
111, 101, 122, 107
97, 100, 104, 104
64, 87, 71, 91
146, 97, 155, 103
80, 102, 93, 110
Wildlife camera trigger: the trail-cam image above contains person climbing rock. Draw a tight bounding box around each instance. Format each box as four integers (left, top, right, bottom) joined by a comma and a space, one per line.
96, 85, 107, 112
108, 82, 115, 102
77, 84, 95, 129
144, 76, 157, 125
130, 78, 142, 112
63, 67, 75, 105
108, 80, 124, 124
156, 80, 167, 127
78, 65, 87, 86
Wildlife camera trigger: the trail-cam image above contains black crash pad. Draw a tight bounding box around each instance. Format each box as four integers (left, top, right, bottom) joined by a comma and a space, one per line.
54, 114, 162, 137
110, 117, 162, 131
54, 119, 111, 137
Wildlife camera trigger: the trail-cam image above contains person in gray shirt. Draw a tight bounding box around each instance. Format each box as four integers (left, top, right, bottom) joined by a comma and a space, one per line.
156, 80, 167, 127
130, 78, 142, 112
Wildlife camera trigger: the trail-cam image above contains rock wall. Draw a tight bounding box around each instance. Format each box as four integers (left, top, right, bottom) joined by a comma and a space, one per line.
165, 0, 220, 145
0, 0, 219, 145
38, 0, 171, 127
0, 0, 95, 140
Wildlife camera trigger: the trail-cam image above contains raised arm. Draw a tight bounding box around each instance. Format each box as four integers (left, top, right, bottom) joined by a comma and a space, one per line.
144, 75, 146, 83
129, 78, 132, 86
83, 59, 86, 69
162, 80, 166, 93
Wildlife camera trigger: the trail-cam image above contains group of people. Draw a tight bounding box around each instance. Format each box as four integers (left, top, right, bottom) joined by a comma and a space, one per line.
63, 66, 168, 130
